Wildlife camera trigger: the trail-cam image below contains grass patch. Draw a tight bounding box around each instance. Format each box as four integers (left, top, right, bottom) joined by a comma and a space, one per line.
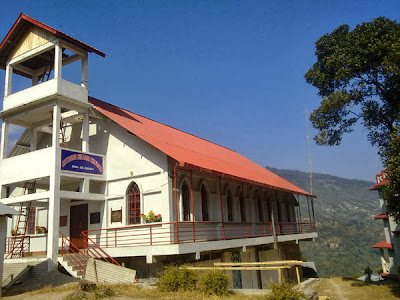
28, 282, 79, 295
315, 277, 400, 300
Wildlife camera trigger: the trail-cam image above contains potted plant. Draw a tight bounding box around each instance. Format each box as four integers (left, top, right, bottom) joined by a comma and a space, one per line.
35, 226, 47, 234
141, 211, 162, 223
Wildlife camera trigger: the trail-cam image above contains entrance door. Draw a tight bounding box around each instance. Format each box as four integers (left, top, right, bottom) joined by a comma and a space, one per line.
232, 252, 242, 289
70, 204, 88, 248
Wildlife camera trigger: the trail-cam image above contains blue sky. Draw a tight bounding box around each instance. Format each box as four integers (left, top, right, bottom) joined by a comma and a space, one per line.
1, 0, 398, 182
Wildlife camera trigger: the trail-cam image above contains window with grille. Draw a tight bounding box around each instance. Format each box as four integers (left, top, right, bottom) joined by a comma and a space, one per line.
27, 207, 36, 234
127, 182, 141, 225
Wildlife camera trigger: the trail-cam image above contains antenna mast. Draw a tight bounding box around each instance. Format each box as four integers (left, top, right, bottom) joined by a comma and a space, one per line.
305, 109, 313, 195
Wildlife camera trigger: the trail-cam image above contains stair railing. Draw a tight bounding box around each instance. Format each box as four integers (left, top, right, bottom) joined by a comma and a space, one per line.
81, 231, 120, 266
60, 231, 88, 276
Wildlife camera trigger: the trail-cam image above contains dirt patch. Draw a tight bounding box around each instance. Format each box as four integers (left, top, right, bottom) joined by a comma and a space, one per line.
3, 270, 78, 299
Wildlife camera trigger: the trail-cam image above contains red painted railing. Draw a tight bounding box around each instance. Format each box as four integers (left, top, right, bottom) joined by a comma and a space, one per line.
278, 222, 316, 235
60, 232, 88, 276
83, 221, 315, 249
60, 231, 121, 276
81, 232, 120, 266
5, 236, 30, 258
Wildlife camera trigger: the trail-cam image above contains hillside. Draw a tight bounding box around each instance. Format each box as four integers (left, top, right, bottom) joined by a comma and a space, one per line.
267, 167, 383, 278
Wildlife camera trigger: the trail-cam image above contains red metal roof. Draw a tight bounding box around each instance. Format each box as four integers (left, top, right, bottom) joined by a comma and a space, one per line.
89, 97, 313, 197
374, 214, 388, 219
369, 170, 389, 190
372, 240, 393, 249
0, 13, 105, 57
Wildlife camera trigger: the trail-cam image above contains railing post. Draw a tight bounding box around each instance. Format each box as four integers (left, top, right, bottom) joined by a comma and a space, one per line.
114, 228, 117, 247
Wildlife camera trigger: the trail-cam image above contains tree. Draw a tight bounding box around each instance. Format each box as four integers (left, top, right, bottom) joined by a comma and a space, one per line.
305, 17, 400, 220
382, 128, 400, 222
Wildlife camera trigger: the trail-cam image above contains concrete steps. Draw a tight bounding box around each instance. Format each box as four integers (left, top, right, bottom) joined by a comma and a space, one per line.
58, 253, 88, 279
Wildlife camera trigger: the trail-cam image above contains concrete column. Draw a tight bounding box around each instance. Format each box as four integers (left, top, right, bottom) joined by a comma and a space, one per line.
4, 64, 12, 97
1, 121, 9, 159
81, 53, 88, 89
82, 110, 89, 152
30, 128, 37, 152
32, 74, 38, 86
0, 216, 7, 297
47, 104, 61, 271
54, 41, 62, 80
80, 109, 90, 193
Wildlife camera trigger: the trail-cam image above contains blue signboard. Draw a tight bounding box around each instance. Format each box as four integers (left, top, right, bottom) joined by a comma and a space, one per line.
61, 149, 103, 175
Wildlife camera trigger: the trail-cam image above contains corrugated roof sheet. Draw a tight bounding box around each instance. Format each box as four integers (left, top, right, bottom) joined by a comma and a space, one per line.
0, 203, 19, 217
89, 97, 312, 197
374, 214, 388, 219
372, 240, 393, 249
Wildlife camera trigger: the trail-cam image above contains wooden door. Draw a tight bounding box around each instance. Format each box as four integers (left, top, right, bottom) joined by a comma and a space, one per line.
70, 204, 88, 249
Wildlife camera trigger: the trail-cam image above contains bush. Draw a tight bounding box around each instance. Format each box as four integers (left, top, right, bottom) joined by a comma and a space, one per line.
266, 280, 304, 300
157, 265, 198, 292
199, 269, 230, 296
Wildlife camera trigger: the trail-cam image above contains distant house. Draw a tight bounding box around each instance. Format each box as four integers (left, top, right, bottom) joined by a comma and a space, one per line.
371, 170, 400, 277
0, 13, 317, 288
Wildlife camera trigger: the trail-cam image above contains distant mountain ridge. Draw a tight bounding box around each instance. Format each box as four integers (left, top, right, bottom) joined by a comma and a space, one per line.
267, 167, 382, 277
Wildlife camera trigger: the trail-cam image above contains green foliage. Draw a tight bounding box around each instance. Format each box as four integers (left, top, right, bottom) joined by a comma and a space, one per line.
382, 128, 400, 222
198, 269, 230, 296
306, 17, 400, 221
268, 167, 381, 278
266, 281, 304, 300
305, 17, 400, 151
157, 265, 198, 292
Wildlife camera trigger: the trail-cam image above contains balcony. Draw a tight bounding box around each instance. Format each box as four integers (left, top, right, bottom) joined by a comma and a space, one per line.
3, 78, 88, 112
84, 221, 317, 257
0, 147, 53, 185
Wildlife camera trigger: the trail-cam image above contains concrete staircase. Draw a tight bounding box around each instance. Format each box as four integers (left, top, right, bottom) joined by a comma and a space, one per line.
58, 253, 88, 279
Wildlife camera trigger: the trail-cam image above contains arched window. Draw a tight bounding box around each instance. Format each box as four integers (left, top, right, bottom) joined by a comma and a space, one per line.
239, 191, 246, 222
257, 193, 263, 222
264, 192, 271, 222
182, 181, 191, 221
201, 185, 209, 221
127, 182, 141, 225
226, 189, 233, 222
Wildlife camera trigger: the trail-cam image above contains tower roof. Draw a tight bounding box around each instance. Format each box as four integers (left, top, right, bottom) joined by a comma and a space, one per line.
0, 13, 105, 72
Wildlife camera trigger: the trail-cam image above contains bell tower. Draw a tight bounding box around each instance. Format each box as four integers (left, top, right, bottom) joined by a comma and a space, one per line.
0, 13, 105, 271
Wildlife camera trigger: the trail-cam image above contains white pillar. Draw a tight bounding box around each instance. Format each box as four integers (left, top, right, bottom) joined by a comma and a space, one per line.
30, 128, 37, 152
47, 104, 61, 271
82, 110, 89, 152
81, 53, 88, 89
4, 64, 12, 97
1, 121, 9, 160
54, 41, 62, 80
80, 109, 90, 193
